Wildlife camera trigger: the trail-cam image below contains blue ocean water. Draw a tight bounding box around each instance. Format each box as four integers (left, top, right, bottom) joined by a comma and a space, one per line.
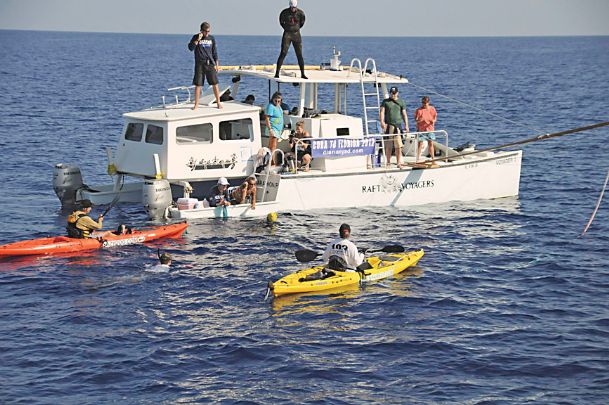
1, 30, 609, 403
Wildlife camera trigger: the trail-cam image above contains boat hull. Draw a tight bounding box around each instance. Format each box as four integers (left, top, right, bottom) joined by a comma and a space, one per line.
0, 222, 188, 257
271, 249, 424, 297
274, 151, 522, 210
169, 201, 279, 219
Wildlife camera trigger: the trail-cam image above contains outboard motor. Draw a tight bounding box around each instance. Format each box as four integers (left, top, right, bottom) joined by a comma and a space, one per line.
142, 179, 172, 220
53, 164, 84, 208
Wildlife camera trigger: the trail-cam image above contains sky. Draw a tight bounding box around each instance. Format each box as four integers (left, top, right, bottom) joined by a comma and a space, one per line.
0, 0, 608, 37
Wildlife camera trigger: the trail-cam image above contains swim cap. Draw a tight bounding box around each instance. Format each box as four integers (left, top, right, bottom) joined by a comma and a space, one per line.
159, 253, 172, 264
267, 212, 278, 223
289, 0, 297, 7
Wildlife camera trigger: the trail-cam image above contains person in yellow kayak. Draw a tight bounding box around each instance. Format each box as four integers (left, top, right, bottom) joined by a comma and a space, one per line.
66, 199, 113, 239
322, 223, 365, 271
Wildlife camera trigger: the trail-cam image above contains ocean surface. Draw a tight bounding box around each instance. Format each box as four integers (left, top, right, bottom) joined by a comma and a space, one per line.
1, 30, 609, 404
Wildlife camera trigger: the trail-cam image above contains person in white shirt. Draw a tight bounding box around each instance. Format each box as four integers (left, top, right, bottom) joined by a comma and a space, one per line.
322, 223, 364, 271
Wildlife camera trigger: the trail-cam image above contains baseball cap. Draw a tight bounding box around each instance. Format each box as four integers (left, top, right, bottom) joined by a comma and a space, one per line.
217, 177, 229, 186
80, 199, 93, 208
390, 86, 399, 94
289, 0, 297, 7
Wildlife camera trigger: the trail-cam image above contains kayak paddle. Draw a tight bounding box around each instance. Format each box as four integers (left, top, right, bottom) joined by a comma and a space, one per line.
295, 245, 404, 263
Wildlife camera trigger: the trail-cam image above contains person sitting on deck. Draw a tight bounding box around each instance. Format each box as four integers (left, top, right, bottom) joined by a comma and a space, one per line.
66, 199, 114, 239
208, 177, 231, 207
228, 175, 257, 209
287, 120, 312, 172
243, 94, 256, 105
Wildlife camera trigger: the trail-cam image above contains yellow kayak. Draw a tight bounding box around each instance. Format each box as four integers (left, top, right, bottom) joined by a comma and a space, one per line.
270, 249, 424, 297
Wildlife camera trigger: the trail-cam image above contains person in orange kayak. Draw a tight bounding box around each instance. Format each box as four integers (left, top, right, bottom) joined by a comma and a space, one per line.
66, 199, 113, 239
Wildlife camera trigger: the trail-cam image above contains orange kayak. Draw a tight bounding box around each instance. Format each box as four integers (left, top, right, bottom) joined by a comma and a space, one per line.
0, 222, 188, 257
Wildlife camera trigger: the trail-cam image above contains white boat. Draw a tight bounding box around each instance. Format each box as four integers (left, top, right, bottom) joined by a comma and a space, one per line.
52, 50, 521, 219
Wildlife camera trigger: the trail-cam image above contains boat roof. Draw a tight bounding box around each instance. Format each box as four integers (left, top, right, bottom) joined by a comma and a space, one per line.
123, 101, 259, 122
219, 64, 409, 85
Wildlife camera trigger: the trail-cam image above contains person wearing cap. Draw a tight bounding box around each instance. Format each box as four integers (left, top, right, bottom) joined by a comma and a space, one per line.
322, 223, 365, 271
379, 87, 410, 168
275, 0, 307, 79
188, 21, 222, 110
66, 199, 113, 239
229, 175, 257, 209
208, 177, 232, 207
414, 96, 438, 164
148, 253, 172, 273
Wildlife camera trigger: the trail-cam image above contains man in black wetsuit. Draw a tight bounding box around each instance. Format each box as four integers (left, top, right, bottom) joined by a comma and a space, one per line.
188, 22, 222, 109
275, 0, 307, 79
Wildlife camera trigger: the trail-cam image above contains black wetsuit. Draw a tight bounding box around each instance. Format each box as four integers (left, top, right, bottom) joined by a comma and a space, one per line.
275, 7, 306, 77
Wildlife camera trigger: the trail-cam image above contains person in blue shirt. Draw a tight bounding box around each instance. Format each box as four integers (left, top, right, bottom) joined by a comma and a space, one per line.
265, 92, 285, 163
188, 22, 222, 110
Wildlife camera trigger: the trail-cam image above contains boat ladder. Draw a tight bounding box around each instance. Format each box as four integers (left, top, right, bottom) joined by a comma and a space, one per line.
350, 57, 384, 166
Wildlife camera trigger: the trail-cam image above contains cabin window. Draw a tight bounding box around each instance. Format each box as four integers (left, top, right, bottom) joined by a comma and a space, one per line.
336, 127, 350, 136
145, 125, 164, 145
219, 118, 253, 141
176, 123, 213, 144
124, 123, 144, 142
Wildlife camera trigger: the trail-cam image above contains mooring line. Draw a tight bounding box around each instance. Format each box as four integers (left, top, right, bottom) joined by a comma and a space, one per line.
407, 81, 547, 135
580, 168, 609, 238
418, 121, 609, 163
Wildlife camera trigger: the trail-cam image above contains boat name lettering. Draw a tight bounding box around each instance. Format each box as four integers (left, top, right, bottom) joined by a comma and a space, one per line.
102, 236, 146, 247
310, 138, 375, 158
361, 179, 435, 193
187, 154, 237, 171
156, 186, 171, 192
464, 163, 478, 169
495, 157, 516, 166
365, 269, 395, 282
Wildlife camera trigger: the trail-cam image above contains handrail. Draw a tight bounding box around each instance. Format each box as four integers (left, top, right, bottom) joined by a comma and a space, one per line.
348, 58, 362, 78
166, 85, 196, 105
404, 130, 450, 163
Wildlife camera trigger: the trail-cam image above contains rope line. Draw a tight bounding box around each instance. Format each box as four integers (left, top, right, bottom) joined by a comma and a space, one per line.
407, 81, 547, 135
580, 168, 609, 238
418, 121, 609, 163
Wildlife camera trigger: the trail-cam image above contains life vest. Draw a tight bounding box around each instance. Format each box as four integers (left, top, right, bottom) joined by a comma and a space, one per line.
66, 211, 88, 238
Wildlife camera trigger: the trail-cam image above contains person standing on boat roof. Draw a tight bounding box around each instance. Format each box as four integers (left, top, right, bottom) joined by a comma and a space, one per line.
379, 87, 409, 168
188, 22, 222, 110
66, 199, 113, 239
265, 92, 285, 163
275, 0, 308, 79
414, 96, 438, 163
322, 224, 365, 271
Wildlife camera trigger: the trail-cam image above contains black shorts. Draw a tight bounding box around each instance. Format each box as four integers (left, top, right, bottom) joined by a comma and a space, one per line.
193, 63, 218, 86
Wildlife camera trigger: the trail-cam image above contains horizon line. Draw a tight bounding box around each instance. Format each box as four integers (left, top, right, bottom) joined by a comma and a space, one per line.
2, 28, 608, 39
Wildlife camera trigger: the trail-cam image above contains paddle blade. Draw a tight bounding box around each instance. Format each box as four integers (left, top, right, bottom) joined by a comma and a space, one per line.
295, 249, 320, 263
380, 245, 405, 253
